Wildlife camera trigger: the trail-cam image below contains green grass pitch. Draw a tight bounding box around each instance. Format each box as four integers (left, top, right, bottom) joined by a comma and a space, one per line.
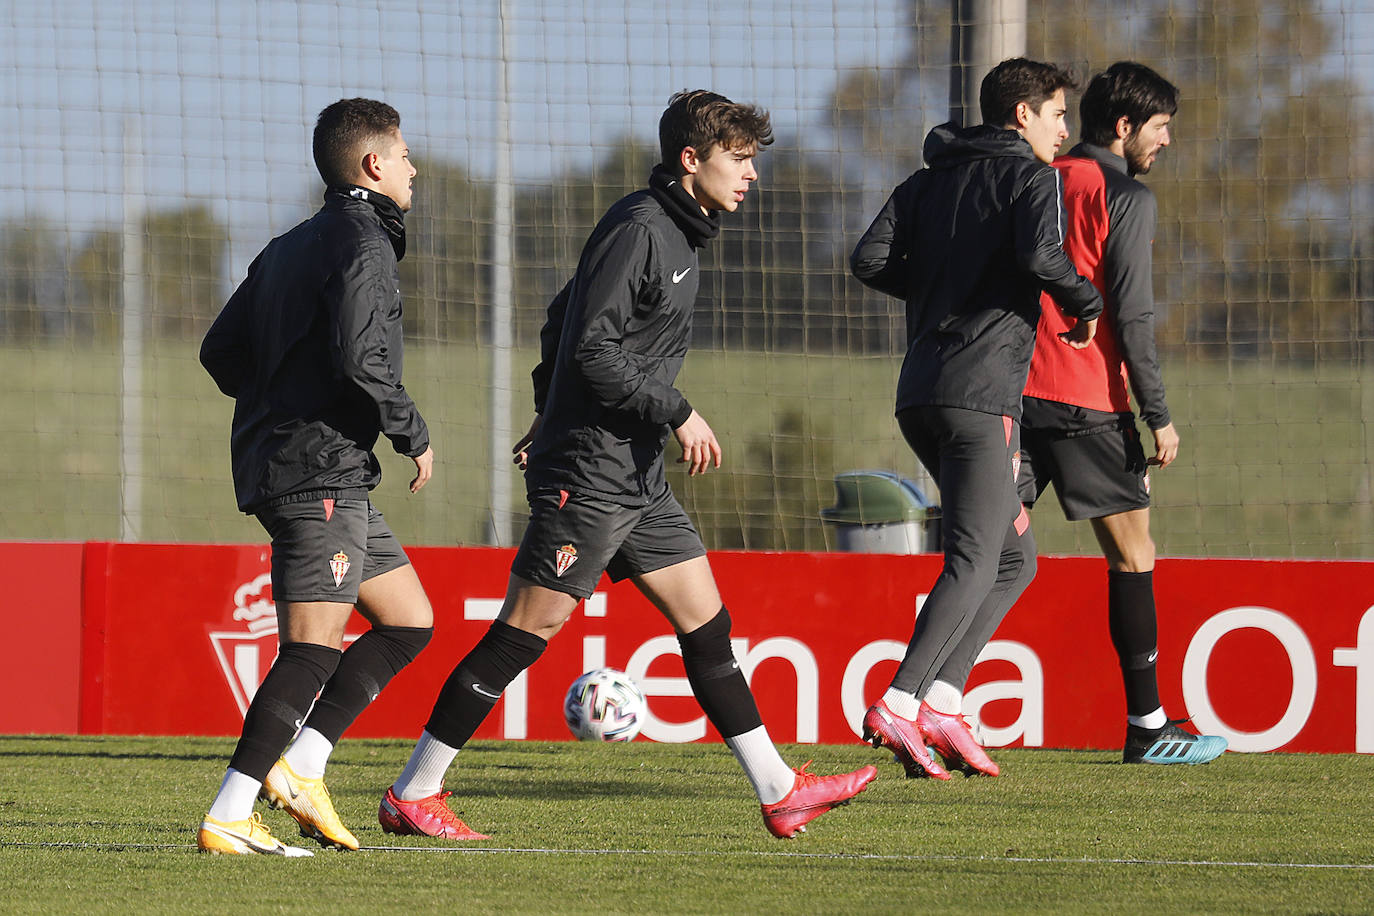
1, 736, 1371, 914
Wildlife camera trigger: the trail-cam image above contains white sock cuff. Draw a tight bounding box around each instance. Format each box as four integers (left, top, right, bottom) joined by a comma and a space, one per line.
881, 686, 921, 720
282, 727, 334, 780
1129, 707, 1168, 730
207, 768, 262, 823
923, 680, 963, 716
724, 725, 795, 806
393, 729, 460, 802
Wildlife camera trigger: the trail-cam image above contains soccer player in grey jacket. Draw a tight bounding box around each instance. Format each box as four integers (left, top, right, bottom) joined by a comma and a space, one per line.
382, 90, 875, 841
851, 59, 1103, 780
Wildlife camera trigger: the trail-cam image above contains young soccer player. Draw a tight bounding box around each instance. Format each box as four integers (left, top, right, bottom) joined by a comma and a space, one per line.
850, 59, 1103, 780
197, 99, 436, 855
380, 90, 876, 841
1014, 62, 1225, 764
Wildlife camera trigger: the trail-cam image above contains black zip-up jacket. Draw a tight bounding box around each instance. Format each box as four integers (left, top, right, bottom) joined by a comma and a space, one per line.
851, 122, 1104, 420
526, 166, 719, 506
200, 186, 429, 513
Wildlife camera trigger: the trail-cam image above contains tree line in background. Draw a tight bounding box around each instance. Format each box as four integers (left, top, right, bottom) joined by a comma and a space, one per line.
0, 135, 897, 358
2, 0, 1370, 365
828, 0, 1374, 363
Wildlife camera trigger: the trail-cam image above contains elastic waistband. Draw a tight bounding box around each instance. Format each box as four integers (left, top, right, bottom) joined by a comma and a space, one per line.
263, 487, 370, 509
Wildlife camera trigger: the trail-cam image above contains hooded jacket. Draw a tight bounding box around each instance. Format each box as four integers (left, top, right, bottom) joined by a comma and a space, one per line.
526, 165, 719, 506
200, 186, 429, 513
851, 122, 1104, 420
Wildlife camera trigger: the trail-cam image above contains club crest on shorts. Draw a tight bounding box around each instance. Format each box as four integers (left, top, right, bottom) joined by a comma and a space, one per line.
329, 550, 351, 588
1011, 450, 1022, 482
554, 543, 579, 578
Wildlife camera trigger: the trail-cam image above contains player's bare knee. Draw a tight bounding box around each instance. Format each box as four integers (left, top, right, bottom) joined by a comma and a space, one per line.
501, 588, 577, 641
1112, 540, 1156, 573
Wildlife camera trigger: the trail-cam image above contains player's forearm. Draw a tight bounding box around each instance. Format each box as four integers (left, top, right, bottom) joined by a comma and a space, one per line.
850, 188, 909, 298
1120, 329, 1172, 429
578, 343, 688, 426
1018, 173, 1103, 320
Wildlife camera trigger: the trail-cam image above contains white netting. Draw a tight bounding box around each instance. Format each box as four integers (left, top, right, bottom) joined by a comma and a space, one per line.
0, 0, 1369, 557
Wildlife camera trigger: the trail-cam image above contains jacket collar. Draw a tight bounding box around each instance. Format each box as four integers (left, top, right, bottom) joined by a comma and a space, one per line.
325, 185, 407, 260
1065, 142, 1129, 176
647, 164, 721, 249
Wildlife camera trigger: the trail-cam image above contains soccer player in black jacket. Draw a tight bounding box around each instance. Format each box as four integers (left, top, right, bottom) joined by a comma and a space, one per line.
381, 91, 875, 841
851, 59, 1103, 780
197, 99, 436, 855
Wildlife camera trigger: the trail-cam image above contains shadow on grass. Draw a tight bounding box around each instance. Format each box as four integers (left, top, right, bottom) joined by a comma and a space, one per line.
0, 748, 226, 763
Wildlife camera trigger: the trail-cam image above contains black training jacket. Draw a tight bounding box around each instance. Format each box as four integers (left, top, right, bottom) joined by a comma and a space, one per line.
200, 186, 429, 513
851, 122, 1104, 421
526, 165, 718, 506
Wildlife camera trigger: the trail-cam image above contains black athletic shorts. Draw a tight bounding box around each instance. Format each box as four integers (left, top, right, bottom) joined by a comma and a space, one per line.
510, 485, 707, 599
1017, 396, 1151, 522
255, 496, 410, 603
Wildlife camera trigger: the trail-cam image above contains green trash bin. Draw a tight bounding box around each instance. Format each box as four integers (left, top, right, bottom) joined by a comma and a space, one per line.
821, 470, 940, 554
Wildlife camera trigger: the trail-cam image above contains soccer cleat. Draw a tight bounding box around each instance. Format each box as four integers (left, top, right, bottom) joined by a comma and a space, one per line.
917, 702, 1000, 777
862, 699, 952, 780
378, 787, 490, 840
760, 761, 878, 839
197, 811, 314, 857
260, 758, 359, 851
1123, 719, 1228, 765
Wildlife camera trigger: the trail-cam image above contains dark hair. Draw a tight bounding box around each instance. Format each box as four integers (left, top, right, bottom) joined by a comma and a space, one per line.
658, 89, 773, 173
979, 58, 1078, 127
313, 98, 402, 187
1079, 62, 1179, 146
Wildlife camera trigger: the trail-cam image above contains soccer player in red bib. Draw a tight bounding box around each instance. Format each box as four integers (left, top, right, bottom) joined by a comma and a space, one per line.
1015, 62, 1226, 765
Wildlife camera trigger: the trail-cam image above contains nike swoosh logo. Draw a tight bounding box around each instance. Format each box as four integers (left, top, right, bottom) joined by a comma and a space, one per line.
471, 683, 502, 700
1148, 651, 1158, 664
672, 267, 692, 283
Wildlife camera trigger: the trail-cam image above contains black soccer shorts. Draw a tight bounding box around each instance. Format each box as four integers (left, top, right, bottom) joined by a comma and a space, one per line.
255, 496, 410, 603
1017, 397, 1151, 522
510, 485, 707, 599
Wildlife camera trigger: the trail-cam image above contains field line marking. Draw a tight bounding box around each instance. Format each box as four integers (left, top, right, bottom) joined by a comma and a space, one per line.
4, 841, 1370, 870
357, 847, 1374, 870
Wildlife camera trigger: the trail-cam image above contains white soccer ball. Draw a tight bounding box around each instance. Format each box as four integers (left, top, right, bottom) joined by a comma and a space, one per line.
563, 668, 646, 742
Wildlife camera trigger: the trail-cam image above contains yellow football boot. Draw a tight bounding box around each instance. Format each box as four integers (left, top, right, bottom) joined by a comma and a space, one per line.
260, 758, 360, 851
197, 811, 313, 856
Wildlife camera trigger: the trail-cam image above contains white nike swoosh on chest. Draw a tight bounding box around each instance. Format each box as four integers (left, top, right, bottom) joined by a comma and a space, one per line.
672, 268, 692, 283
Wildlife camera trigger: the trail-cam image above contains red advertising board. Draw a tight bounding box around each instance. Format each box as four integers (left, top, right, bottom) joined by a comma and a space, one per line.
0, 542, 84, 733
61, 542, 1373, 754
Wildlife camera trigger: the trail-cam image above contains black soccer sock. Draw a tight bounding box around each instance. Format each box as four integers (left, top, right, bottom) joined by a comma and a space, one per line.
1108, 569, 1162, 718
425, 620, 547, 749
305, 625, 434, 745
678, 607, 763, 740
228, 641, 341, 782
